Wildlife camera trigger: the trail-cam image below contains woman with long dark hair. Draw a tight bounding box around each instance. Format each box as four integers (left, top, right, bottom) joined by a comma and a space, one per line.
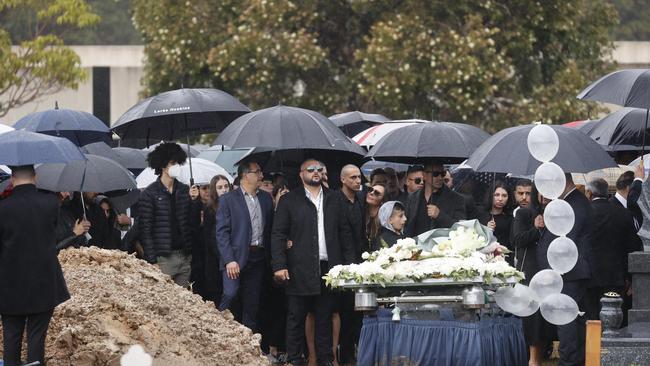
365, 183, 388, 252
479, 181, 513, 252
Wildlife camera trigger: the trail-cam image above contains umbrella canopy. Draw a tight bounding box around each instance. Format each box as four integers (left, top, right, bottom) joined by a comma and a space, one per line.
365, 121, 490, 164
214, 105, 366, 156
329, 111, 389, 137
571, 165, 633, 191
35, 154, 136, 193
0, 124, 14, 134
353, 120, 425, 148
577, 69, 650, 109
0, 130, 86, 165
583, 108, 650, 151
113, 147, 148, 170
466, 124, 617, 174
111, 88, 250, 142
13, 106, 110, 146
136, 158, 233, 189
81, 141, 121, 162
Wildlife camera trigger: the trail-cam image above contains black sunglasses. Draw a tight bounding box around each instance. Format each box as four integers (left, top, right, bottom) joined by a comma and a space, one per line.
304, 165, 324, 173
367, 187, 384, 196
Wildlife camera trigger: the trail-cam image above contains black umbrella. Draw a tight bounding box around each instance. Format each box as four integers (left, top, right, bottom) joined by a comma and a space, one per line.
365, 121, 490, 164
111, 88, 250, 184
13, 103, 110, 146
0, 130, 86, 165
113, 147, 148, 170
584, 108, 650, 151
466, 124, 617, 174
81, 141, 121, 162
215, 105, 366, 155
577, 69, 650, 155
329, 111, 389, 137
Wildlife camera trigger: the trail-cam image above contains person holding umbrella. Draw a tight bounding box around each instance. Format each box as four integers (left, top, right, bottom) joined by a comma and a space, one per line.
0, 165, 71, 366
138, 142, 196, 287
404, 161, 466, 237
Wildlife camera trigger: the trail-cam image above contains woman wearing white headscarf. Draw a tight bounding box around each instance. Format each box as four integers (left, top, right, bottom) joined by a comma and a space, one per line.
376, 201, 408, 248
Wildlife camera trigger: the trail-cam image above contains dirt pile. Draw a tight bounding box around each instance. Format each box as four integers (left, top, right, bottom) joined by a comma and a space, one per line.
0, 247, 267, 366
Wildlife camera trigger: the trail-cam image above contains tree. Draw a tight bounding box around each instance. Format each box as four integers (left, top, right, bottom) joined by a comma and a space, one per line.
132, 0, 618, 131
611, 0, 650, 41
0, 0, 99, 117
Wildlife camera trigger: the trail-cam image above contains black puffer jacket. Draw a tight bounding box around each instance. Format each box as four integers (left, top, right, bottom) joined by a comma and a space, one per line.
138, 178, 194, 263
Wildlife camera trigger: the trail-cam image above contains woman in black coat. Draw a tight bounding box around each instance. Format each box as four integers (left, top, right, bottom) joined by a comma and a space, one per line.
479, 181, 513, 260
510, 190, 553, 366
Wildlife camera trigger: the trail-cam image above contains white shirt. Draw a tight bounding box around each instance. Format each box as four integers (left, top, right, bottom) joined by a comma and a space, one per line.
615, 192, 628, 208
305, 187, 328, 260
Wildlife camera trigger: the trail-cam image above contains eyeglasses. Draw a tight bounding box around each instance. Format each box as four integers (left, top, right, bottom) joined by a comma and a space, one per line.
247, 169, 263, 175
368, 187, 384, 197
303, 165, 324, 173
425, 170, 445, 177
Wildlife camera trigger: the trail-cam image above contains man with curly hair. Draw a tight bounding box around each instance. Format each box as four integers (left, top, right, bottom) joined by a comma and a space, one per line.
138, 142, 196, 287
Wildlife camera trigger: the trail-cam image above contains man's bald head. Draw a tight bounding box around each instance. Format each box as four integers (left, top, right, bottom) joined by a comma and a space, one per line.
341, 164, 359, 178
340, 164, 362, 192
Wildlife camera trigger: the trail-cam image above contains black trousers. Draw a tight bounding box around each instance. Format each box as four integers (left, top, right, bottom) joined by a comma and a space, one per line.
338, 291, 361, 363
286, 262, 334, 366
2, 309, 54, 366
557, 280, 587, 366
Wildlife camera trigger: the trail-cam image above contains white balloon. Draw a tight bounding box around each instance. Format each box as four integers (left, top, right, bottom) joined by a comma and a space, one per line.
527, 124, 560, 162
547, 236, 579, 274
534, 162, 566, 199
540, 293, 580, 325
529, 269, 563, 302
509, 297, 540, 317
544, 199, 575, 236
495, 284, 539, 316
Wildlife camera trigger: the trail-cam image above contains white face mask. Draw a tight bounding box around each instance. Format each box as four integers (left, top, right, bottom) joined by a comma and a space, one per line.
167, 164, 181, 179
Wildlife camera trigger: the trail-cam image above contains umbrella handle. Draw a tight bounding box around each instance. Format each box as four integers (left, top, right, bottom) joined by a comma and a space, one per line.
186, 135, 194, 186
80, 192, 87, 220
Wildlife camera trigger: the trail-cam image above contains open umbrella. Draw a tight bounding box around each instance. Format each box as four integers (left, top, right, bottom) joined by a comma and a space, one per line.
215, 105, 366, 183
352, 120, 425, 148
466, 124, 617, 174
13, 103, 110, 146
329, 111, 389, 137
35, 154, 136, 193
582, 108, 650, 151
111, 88, 250, 185
136, 158, 233, 189
0, 129, 86, 166
81, 141, 121, 162
113, 147, 148, 170
578, 69, 650, 155
0, 124, 14, 134
365, 121, 490, 164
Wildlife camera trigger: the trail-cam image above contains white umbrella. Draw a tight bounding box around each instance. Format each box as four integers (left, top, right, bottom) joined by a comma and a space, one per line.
352, 119, 425, 148
0, 124, 14, 135
136, 158, 233, 189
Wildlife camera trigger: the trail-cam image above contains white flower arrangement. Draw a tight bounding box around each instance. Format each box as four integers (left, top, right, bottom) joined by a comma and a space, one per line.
324, 226, 523, 288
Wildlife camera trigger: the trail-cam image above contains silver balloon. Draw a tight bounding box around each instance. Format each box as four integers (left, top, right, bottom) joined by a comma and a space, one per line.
547, 236, 579, 273
495, 284, 539, 316
544, 199, 575, 236
540, 293, 580, 325
527, 124, 560, 163
509, 297, 540, 318
534, 162, 566, 199
529, 269, 563, 302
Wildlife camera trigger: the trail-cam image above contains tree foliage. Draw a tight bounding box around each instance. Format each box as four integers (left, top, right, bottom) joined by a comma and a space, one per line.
132, 0, 617, 131
0, 0, 99, 117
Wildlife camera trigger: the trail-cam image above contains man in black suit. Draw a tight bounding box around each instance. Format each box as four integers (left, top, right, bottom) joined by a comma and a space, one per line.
0, 165, 70, 366
272, 159, 355, 366
537, 174, 592, 366
612, 168, 643, 231
405, 161, 466, 236
585, 178, 642, 320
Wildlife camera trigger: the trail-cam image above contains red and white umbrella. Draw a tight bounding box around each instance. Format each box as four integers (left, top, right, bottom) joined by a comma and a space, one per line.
353, 119, 426, 148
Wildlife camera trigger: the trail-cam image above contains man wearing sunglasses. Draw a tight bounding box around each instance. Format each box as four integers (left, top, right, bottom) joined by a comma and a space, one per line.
405, 165, 425, 194
272, 159, 355, 366
405, 161, 466, 236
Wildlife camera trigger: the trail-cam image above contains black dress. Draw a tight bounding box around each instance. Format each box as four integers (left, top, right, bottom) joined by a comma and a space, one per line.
479, 211, 512, 260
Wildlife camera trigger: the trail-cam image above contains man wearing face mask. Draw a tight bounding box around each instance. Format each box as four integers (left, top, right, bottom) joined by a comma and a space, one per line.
138, 142, 195, 287
405, 161, 466, 236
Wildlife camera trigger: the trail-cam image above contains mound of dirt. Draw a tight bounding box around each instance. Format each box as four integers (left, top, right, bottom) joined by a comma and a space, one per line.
0, 247, 267, 366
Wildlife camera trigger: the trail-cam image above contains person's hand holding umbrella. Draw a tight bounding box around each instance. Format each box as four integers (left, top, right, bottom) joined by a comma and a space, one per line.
72, 219, 91, 236
636, 157, 645, 181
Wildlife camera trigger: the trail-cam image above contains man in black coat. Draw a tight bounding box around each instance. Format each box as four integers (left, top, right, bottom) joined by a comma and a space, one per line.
272, 159, 355, 366
536, 174, 593, 366
585, 178, 642, 320
0, 165, 70, 366
612, 169, 643, 231
405, 161, 466, 237
138, 142, 197, 287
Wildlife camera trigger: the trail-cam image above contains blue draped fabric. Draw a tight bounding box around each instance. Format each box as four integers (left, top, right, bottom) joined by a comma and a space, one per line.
358, 309, 527, 366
